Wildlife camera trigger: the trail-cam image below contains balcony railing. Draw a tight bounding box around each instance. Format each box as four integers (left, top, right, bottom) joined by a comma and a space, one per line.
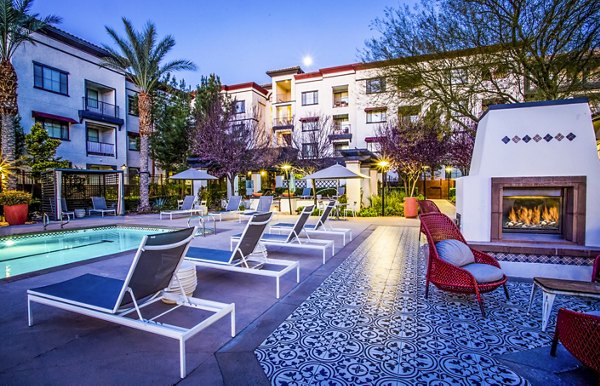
332, 124, 351, 134
333, 99, 349, 108
87, 141, 115, 156
82, 97, 119, 118
273, 117, 294, 128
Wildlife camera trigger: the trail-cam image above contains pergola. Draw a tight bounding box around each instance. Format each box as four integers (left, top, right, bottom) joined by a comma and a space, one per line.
41, 168, 125, 220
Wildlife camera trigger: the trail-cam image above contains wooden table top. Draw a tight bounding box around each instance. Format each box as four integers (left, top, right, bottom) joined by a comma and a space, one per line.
534, 277, 600, 295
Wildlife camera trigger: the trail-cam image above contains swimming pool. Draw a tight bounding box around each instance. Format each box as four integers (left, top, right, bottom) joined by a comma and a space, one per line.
0, 226, 174, 279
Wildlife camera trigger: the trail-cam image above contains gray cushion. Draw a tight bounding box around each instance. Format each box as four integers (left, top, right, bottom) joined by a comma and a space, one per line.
586, 310, 600, 317
462, 263, 504, 283
435, 239, 475, 267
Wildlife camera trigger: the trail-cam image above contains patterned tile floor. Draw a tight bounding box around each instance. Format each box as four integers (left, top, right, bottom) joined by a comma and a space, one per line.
255, 226, 600, 385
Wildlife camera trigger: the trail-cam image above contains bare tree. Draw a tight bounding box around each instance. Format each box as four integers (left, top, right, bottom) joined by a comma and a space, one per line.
289, 113, 335, 175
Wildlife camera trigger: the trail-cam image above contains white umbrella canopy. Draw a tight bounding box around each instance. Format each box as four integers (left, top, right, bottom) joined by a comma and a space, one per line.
169, 168, 217, 180
302, 164, 369, 180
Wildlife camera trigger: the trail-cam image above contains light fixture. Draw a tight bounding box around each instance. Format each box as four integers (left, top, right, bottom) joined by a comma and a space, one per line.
377, 159, 390, 216
260, 170, 266, 176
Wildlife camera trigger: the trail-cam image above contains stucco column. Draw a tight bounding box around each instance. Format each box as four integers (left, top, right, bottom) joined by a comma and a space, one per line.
369, 169, 379, 200
251, 173, 262, 193
345, 160, 362, 210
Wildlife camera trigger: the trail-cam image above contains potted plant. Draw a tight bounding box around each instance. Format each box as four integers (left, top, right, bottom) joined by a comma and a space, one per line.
0, 190, 32, 225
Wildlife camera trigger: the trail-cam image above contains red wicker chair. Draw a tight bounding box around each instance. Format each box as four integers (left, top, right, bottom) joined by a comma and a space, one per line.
551, 308, 600, 375
418, 199, 441, 214
420, 212, 509, 317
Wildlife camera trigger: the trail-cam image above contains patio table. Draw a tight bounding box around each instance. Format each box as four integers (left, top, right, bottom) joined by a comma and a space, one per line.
187, 215, 217, 237
527, 277, 600, 331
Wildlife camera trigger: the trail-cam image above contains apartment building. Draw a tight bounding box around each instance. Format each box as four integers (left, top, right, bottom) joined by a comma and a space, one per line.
13, 27, 141, 174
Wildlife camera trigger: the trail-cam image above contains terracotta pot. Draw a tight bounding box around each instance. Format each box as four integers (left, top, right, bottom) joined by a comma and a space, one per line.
4, 204, 29, 225
404, 197, 418, 218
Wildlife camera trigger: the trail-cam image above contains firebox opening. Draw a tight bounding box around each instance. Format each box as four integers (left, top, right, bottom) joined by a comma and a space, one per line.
502, 188, 563, 234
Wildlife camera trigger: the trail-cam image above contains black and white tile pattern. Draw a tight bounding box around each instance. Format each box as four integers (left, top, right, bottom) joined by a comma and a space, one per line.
255, 226, 599, 385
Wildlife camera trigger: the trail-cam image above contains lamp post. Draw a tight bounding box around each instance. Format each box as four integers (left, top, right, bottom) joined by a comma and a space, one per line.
282, 164, 292, 215
377, 160, 389, 216
422, 166, 429, 199
445, 166, 452, 199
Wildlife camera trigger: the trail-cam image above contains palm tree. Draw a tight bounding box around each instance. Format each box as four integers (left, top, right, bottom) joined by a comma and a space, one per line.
0, 0, 59, 189
103, 18, 195, 211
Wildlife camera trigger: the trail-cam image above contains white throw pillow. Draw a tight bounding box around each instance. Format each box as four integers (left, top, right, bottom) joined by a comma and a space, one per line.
434, 239, 475, 267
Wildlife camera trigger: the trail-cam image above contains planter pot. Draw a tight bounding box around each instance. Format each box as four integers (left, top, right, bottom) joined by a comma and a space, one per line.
74, 209, 86, 218
4, 204, 29, 225
404, 197, 418, 218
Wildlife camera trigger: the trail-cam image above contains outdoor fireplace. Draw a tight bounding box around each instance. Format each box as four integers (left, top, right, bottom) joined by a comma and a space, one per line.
502, 188, 562, 234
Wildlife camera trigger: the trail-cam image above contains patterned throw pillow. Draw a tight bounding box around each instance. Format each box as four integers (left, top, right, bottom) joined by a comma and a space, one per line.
434, 239, 475, 267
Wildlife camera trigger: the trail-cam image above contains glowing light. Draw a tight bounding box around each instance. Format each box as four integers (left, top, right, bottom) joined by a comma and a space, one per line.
377, 160, 390, 168
302, 55, 313, 67
4, 240, 15, 247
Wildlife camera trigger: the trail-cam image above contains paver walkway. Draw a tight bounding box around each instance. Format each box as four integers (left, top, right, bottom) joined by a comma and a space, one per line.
255, 226, 599, 385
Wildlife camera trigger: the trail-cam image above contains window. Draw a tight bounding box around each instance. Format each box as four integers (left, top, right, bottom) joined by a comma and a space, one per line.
87, 128, 99, 142
301, 91, 318, 106
302, 142, 317, 158
127, 132, 140, 151
234, 100, 245, 114
127, 94, 139, 116
366, 78, 385, 94
86, 89, 99, 108
333, 90, 349, 107
33, 62, 68, 95
36, 118, 69, 140
398, 105, 421, 124
366, 109, 387, 124
450, 68, 468, 84
301, 121, 318, 132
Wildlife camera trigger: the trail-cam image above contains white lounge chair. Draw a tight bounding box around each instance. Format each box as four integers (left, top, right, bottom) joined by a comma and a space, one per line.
27, 227, 235, 379
238, 196, 273, 222
209, 195, 242, 221
160, 195, 202, 220
60, 198, 75, 220
89, 196, 116, 217
270, 200, 353, 245
186, 212, 299, 298
230, 205, 334, 264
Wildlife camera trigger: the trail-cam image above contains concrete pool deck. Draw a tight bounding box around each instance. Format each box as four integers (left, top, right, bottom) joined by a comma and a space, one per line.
0, 206, 597, 384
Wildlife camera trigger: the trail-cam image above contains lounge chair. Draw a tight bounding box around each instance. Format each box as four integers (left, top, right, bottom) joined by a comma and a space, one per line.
270, 200, 353, 245
60, 198, 75, 220
299, 187, 312, 199
89, 196, 116, 217
159, 195, 202, 220
185, 212, 299, 298
27, 227, 235, 379
238, 195, 273, 222
209, 195, 242, 221
231, 205, 335, 264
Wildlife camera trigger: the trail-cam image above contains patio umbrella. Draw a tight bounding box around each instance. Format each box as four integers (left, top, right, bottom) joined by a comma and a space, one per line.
169, 168, 217, 200
303, 164, 369, 210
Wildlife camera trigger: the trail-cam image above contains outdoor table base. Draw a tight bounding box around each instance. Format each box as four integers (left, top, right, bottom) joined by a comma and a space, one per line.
527, 277, 600, 331
187, 215, 217, 237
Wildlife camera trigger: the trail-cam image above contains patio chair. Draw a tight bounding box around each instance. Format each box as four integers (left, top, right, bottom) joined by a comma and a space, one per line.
27, 227, 235, 379
270, 200, 352, 246
231, 205, 335, 264
159, 195, 201, 220
89, 196, 116, 217
185, 212, 299, 299
332, 186, 345, 199
418, 199, 441, 214
420, 212, 509, 317
60, 198, 75, 220
209, 195, 242, 221
238, 195, 273, 222
550, 308, 600, 376
299, 187, 312, 199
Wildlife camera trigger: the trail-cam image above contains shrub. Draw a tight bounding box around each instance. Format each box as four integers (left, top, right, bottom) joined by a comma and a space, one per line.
0, 190, 32, 206
358, 190, 412, 217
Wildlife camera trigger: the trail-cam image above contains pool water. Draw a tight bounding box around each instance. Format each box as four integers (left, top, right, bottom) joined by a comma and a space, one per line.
0, 226, 172, 279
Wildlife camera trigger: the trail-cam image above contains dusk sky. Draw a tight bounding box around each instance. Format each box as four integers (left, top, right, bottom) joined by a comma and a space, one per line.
31, 0, 413, 88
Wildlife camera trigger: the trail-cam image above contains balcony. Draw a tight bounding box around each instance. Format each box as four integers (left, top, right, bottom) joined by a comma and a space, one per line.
87, 141, 115, 157
333, 100, 349, 108
329, 124, 352, 142
272, 116, 294, 131
79, 97, 124, 126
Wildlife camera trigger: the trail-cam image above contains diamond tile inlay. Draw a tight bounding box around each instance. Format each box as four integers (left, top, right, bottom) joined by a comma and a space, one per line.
522, 135, 531, 143
544, 134, 553, 142
533, 134, 542, 142
555, 133, 564, 141
501, 136, 510, 144
567, 132, 576, 141
255, 226, 599, 385
512, 135, 521, 143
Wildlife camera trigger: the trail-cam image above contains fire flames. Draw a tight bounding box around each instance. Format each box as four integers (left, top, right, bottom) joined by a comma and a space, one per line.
507, 205, 559, 227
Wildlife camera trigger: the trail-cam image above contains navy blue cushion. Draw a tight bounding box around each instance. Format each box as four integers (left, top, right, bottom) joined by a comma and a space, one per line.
186, 247, 232, 264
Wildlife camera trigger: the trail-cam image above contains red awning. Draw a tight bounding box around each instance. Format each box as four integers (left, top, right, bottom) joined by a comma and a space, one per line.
32, 111, 78, 124
365, 136, 384, 143
299, 116, 319, 122
364, 106, 388, 112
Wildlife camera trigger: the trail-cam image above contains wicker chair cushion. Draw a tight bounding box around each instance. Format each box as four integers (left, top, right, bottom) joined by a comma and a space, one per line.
462, 263, 504, 283
587, 310, 600, 317
435, 239, 475, 267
